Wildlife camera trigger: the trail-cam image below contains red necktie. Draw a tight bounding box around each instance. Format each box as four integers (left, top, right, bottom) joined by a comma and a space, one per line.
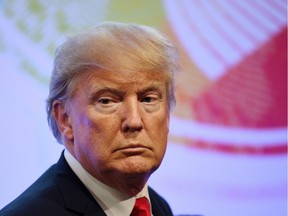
130, 197, 151, 216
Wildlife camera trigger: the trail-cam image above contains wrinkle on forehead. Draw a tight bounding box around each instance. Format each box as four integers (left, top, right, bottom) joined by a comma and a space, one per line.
78, 69, 167, 89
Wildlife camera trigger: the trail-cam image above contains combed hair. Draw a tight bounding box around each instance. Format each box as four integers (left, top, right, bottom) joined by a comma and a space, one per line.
46, 22, 179, 144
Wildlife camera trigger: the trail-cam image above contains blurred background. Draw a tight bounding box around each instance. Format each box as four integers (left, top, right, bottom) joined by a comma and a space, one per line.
0, 0, 287, 215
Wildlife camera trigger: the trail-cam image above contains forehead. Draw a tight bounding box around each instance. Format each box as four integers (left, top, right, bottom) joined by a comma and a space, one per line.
76, 69, 167, 92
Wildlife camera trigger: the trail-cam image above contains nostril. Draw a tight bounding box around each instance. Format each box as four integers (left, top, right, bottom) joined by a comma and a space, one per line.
122, 122, 143, 133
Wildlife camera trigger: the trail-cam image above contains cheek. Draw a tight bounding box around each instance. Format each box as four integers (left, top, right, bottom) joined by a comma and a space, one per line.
73, 112, 120, 152
148, 113, 169, 148
70, 111, 99, 152
155, 112, 169, 134
72, 122, 112, 171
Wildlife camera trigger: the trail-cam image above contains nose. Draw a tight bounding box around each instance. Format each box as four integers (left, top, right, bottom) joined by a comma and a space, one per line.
121, 98, 144, 133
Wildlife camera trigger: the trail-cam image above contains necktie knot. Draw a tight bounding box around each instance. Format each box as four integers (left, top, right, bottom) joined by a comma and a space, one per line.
130, 197, 151, 216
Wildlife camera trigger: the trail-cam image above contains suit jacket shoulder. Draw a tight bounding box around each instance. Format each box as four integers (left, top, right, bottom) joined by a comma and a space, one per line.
0, 152, 173, 216
0, 153, 105, 216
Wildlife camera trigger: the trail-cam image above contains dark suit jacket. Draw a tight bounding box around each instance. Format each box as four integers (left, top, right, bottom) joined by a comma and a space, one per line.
0, 152, 173, 216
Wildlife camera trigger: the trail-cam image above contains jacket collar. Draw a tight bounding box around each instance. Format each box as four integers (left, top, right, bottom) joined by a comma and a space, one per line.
54, 152, 106, 216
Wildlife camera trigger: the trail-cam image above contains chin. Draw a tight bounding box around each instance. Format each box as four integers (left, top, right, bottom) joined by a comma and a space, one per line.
121, 160, 159, 177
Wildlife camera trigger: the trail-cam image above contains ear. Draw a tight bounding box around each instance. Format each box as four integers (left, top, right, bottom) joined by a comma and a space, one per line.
52, 100, 74, 142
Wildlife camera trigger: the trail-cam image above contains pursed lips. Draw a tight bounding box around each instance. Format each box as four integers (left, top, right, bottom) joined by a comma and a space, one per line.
114, 143, 151, 153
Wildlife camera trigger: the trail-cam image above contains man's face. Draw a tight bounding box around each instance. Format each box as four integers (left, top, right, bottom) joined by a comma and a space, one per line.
63, 69, 170, 186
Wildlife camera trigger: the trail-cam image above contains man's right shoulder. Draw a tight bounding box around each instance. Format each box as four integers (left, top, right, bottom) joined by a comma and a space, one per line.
0, 194, 65, 216
0, 164, 68, 216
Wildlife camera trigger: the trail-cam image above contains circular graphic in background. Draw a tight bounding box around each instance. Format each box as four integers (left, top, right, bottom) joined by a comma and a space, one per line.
165, 0, 287, 155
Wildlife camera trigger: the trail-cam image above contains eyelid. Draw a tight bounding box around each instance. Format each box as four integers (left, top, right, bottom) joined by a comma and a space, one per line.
89, 87, 123, 99
97, 95, 121, 104
140, 91, 162, 99
90, 90, 122, 103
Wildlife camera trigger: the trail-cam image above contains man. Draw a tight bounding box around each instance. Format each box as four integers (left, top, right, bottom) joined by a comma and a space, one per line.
0, 22, 179, 216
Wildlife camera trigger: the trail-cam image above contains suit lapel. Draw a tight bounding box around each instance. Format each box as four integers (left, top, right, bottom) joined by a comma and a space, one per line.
54, 152, 107, 216
149, 187, 173, 216
150, 193, 164, 216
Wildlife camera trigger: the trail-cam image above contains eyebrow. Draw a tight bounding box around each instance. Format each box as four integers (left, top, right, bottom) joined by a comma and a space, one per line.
137, 85, 164, 96
88, 87, 125, 99
88, 83, 165, 100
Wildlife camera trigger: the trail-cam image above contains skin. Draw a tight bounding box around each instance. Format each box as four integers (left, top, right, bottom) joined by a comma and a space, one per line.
53, 69, 170, 195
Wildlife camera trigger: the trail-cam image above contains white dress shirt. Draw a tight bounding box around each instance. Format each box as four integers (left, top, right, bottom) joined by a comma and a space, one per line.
64, 150, 152, 216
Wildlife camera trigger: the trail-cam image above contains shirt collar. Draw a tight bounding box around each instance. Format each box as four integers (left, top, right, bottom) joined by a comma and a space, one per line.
64, 150, 151, 216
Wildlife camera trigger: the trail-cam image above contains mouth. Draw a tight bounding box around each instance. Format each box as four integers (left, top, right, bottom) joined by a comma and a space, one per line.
114, 144, 151, 155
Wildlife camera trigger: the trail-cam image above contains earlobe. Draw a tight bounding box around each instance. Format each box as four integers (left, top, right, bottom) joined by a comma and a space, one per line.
52, 100, 74, 141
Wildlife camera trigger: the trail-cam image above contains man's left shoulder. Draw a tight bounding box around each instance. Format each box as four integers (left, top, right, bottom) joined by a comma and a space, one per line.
148, 187, 173, 216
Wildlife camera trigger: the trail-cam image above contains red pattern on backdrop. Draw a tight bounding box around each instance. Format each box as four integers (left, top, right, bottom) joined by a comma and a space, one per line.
186, 27, 287, 155
192, 27, 287, 128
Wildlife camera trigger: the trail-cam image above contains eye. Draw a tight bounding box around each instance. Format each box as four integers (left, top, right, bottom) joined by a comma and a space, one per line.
98, 98, 112, 104
95, 97, 120, 114
141, 96, 156, 103
140, 94, 161, 112
140, 92, 161, 104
